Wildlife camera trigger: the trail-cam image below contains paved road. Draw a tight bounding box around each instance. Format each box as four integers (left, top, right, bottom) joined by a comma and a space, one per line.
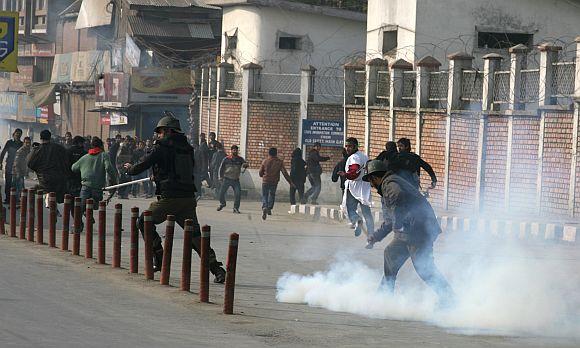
1, 196, 579, 347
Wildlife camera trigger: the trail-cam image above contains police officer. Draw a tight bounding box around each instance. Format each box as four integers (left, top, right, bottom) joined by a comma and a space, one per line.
362, 160, 454, 307
124, 113, 226, 283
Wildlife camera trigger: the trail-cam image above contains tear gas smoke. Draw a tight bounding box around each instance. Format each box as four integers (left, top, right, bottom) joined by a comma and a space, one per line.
276, 233, 580, 338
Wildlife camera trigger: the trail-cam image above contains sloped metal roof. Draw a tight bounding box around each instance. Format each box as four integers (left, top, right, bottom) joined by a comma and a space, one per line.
59, 0, 83, 16
125, 0, 218, 9
128, 16, 214, 39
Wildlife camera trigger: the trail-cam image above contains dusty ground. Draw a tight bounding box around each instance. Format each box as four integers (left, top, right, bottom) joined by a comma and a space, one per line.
0, 196, 579, 347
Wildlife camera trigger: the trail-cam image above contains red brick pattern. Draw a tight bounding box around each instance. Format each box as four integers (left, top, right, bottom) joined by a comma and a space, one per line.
209, 99, 217, 134
368, 108, 390, 158
246, 100, 300, 169
217, 98, 242, 149
345, 106, 365, 151
394, 111, 416, 148
541, 112, 573, 216
574, 115, 580, 216
420, 113, 447, 208
307, 103, 344, 173
509, 116, 540, 214
448, 115, 480, 211
482, 116, 508, 213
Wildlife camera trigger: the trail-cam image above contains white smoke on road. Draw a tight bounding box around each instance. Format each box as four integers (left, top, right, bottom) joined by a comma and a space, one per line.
276, 235, 580, 338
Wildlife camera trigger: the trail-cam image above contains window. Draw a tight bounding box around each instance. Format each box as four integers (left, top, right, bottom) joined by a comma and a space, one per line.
382, 30, 398, 54
278, 36, 300, 50
477, 32, 533, 49
226, 34, 237, 50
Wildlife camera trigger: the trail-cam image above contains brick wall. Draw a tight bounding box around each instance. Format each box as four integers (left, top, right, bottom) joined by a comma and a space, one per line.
246, 100, 299, 169
541, 112, 573, 216
217, 98, 242, 149
368, 108, 390, 157
482, 116, 508, 213
509, 116, 540, 214
420, 112, 447, 208
448, 115, 480, 211
575, 113, 580, 217
307, 103, 344, 173
394, 110, 416, 148
209, 98, 217, 134
345, 106, 365, 151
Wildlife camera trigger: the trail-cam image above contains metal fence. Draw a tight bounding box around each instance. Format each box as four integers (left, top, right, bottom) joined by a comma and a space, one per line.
376, 70, 390, 102
312, 74, 344, 103
401, 71, 416, 100
428, 71, 448, 101
520, 69, 540, 103
353, 70, 366, 99
493, 71, 510, 104
460, 70, 484, 102
258, 73, 301, 96
552, 62, 576, 97
224, 70, 243, 95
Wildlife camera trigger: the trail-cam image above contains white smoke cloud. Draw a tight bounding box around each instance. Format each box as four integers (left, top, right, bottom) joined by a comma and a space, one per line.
276, 234, 580, 338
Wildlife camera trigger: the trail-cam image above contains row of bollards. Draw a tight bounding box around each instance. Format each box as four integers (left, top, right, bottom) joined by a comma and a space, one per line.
1, 187, 240, 315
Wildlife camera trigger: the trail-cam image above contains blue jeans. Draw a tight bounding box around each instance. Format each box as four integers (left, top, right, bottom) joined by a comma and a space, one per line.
80, 186, 104, 210
261, 183, 278, 211
305, 173, 322, 203
11, 175, 24, 199
346, 189, 374, 233
219, 178, 241, 209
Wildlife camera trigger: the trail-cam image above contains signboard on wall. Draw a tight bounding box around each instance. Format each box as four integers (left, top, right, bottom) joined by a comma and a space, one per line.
301, 120, 344, 147
0, 91, 18, 119
36, 105, 51, 124
51, 50, 111, 83
125, 34, 140, 68
101, 111, 127, 125
0, 11, 18, 73
95, 72, 129, 107
9, 65, 34, 92
17, 93, 38, 122
130, 67, 192, 104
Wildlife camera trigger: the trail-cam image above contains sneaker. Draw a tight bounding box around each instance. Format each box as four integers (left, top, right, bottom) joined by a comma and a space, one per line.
233, 208, 241, 214
267, 209, 272, 216
153, 249, 163, 273
262, 209, 267, 220
217, 204, 225, 211
212, 266, 226, 284
354, 219, 363, 237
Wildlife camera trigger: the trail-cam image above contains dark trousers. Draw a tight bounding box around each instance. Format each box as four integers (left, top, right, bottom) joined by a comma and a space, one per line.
137, 196, 223, 273
118, 173, 130, 198
381, 237, 454, 300
4, 171, 12, 202
219, 178, 241, 209
289, 181, 305, 205
261, 183, 277, 211
345, 189, 374, 233
11, 175, 24, 199
304, 173, 322, 203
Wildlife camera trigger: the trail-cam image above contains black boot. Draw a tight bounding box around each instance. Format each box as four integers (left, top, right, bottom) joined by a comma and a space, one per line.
153, 248, 163, 273
210, 261, 226, 284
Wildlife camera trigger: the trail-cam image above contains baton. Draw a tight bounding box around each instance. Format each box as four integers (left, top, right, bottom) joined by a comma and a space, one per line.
103, 177, 151, 191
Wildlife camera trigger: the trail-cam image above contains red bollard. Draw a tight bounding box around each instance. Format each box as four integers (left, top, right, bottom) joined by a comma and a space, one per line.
223, 233, 240, 315
180, 219, 193, 291
98, 201, 106, 264
85, 199, 94, 259
61, 194, 72, 251
130, 207, 139, 273
199, 225, 211, 303
19, 191, 27, 239
72, 197, 81, 256
48, 192, 57, 247
143, 210, 154, 280
9, 188, 16, 237
112, 203, 122, 268
36, 190, 44, 244
160, 215, 175, 285
27, 189, 35, 242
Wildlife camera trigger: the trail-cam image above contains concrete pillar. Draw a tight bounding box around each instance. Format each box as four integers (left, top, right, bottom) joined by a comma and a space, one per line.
482, 53, 503, 112
444, 52, 474, 210
365, 58, 388, 156
576, 37, 580, 100
538, 44, 561, 106
240, 63, 262, 158
299, 65, 316, 154
199, 65, 208, 137
570, 37, 580, 216
215, 62, 234, 138
207, 64, 216, 134
389, 59, 413, 141
508, 44, 529, 111
415, 56, 441, 155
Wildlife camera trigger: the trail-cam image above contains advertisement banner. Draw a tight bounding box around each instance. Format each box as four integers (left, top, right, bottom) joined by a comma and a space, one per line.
51, 50, 110, 83
95, 72, 129, 107
125, 34, 140, 68
302, 120, 344, 147
0, 11, 18, 73
36, 105, 51, 124
130, 67, 192, 104
17, 93, 38, 122
9, 65, 35, 92
51, 53, 73, 83
100, 111, 127, 125
0, 91, 18, 119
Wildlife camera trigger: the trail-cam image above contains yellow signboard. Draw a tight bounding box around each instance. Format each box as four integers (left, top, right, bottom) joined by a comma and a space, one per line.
0, 11, 18, 73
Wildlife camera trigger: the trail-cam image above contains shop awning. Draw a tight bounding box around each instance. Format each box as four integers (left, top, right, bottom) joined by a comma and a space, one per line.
23, 82, 56, 107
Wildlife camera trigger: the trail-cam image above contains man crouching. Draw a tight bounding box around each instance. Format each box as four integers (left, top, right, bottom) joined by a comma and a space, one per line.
363, 160, 454, 307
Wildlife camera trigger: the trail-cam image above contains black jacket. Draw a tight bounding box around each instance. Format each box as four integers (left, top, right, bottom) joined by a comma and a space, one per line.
0, 139, 23, 169
306, 149, 330, 175
67, 145, 87, 194
127, 134, 196, 198
290, 156, 307, 184
395, 152, 437, 188
369, 171, 441, 244
332, 157, 347, 190
27, 142, 70, 202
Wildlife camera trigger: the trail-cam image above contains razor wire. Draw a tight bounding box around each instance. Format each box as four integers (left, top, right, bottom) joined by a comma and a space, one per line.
428, 71, 449, 101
